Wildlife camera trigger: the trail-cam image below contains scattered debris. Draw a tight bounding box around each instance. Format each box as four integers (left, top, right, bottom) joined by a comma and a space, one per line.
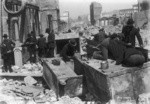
10, 62, 43, 74
24, 76, 37, 86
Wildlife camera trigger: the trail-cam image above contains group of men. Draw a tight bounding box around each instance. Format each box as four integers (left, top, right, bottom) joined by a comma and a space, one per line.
23, 28, 55, 63
89, 18, 146, 67
0, 18, 147, 72
1, 28, 55, 72
0, 26, 78, 72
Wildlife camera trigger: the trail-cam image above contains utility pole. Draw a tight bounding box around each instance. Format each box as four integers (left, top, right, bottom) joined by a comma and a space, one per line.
64, 11, 70, 29
0, 0, 3, 43
0, 0, 3, 65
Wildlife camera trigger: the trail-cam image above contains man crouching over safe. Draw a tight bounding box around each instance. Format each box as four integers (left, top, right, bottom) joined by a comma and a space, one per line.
60, 39, 77, 62
93, 33, 145, 67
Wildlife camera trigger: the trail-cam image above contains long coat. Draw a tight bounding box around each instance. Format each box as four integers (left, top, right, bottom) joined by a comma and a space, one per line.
122, 25, 143, 47
1, 39, 15, 59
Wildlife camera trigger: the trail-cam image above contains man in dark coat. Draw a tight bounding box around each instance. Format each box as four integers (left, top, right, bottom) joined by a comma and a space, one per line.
1, 34, 15, 72
37, 34, 46, 58
24, 33, 37, 63
122, 18, 143, 47
98, 28, 107, 43
96, 33, 145, 66
60, 39, 77, 62
47, 29, 55, 58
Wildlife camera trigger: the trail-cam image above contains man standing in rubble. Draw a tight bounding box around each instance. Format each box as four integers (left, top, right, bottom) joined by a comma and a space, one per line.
47, 29, 55, 58
37, 34, 46, 58
1, 34, 15, 72
122, 18, 143, 47
24, 33, 37, 63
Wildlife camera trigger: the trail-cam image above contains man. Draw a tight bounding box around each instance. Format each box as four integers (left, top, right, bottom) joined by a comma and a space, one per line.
86, 32, 103, 59
44, 28, 50, 44
96, 33, 145, 66
1, 34, 15, 72
98, 28, 107, 43
37, 34, 46, 58
100, 34, 126, 65
122, 18, 143, 47
24, 33, 37, 63
47, 29, 55, 58
123, 47, 145, 67
60, 39, 77, 62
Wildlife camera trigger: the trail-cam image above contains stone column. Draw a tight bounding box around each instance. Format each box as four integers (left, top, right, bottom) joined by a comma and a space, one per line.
0, 0, 3, 65
12, 17, 23, 67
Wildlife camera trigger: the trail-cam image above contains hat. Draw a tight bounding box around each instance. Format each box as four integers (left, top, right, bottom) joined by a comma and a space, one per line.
39, 34, 44, 37
3, 34, 8, 38
109, 33, 118, 39
117, 33, 124, 38
27, 33, 31, 37
45, 28, 50, 33
99, 28, 104, 31
69, 39, 77, 46
127, 18, 134, 25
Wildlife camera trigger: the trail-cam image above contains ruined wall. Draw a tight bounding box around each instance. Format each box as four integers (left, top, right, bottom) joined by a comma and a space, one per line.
0, 0, 60, 39
0, 0, 9, 43
90, 2, 102, 26
36, 0, 60, 33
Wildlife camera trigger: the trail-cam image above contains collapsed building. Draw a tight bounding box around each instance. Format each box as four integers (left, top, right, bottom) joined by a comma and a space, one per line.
0, 0, 60, 42
0, 0, 150, 104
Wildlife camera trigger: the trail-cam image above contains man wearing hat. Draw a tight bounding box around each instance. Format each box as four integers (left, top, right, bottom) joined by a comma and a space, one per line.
122, 18, 143, 47
47, 29, 55, 58
60, 39, 77, 62
98, 28, 107, 43
37, 34, 46, 58
94, 33, 145, 66
1, 34, 15, 72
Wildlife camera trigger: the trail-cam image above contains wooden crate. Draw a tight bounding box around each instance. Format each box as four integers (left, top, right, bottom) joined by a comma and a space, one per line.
42, 58, 83, 98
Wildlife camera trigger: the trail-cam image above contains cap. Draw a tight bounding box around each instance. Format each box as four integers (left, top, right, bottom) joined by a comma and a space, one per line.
127, 18, 134, 25
99, 28, 104, 31
3, 34, 8, 38
69, 39, 77, 46
39, 34, 44, 37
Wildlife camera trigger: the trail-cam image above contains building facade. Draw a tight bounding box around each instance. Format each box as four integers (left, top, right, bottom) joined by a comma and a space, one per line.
0, 0, 60, 41
36, 0, 60, 34
90, 2, 102, 26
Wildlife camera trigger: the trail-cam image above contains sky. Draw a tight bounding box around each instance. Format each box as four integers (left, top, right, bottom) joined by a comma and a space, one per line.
59, 0, 138, 19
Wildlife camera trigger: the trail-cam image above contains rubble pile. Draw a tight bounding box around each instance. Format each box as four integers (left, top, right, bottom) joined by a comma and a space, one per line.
104, 25, 123, 34
0, 78, 84, 104
52, 96, 84, 104
11, 63, 43, 74
0, 78, 43, 104
140, 29, 150, 50
0, 78, 54, 104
